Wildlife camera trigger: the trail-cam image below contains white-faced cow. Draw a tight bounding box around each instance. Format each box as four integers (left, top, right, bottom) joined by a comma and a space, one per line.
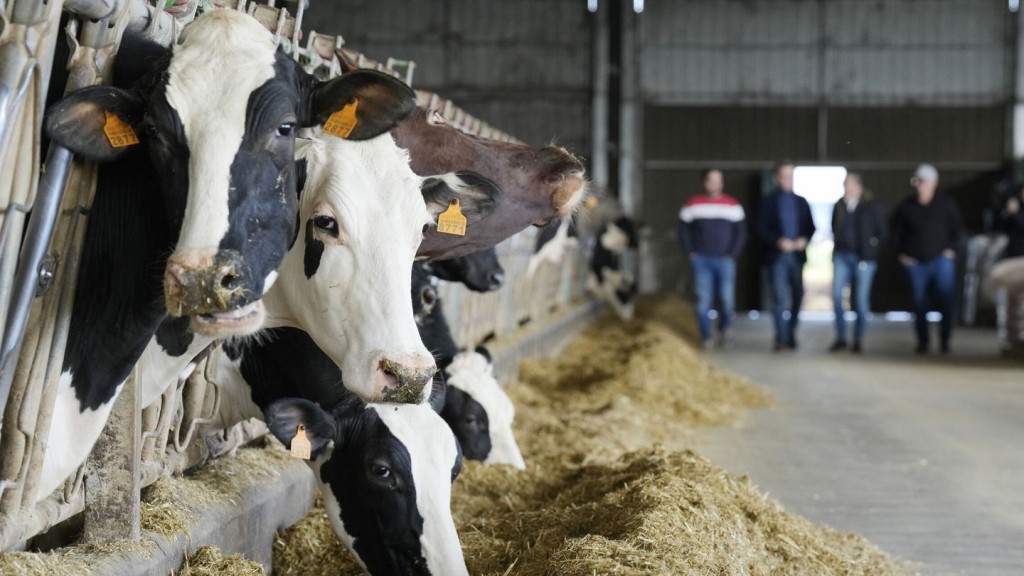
37, 11, 416, 502
393, 107, 588, 260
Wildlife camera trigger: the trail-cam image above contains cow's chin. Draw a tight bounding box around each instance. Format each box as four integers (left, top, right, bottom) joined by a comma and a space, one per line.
189, 300, 266, 338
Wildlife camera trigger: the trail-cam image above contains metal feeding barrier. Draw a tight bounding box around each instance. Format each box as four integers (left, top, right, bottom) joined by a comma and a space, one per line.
0, 0, 592, 554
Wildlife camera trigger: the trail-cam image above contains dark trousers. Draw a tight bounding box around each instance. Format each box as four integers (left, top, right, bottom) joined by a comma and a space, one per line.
905, 256, 956, 346
770, 252, 804, 345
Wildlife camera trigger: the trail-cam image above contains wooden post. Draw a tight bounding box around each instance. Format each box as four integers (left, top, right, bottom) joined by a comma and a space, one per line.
83, 368, 141, 541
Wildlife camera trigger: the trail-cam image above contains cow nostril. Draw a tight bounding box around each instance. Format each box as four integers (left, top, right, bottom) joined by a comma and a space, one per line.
220, 272, 239, 289
489, 272, 505, 287
422, 288, 437, 307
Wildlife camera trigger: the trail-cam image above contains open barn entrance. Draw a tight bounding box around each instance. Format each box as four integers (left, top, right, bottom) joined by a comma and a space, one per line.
793, 166, 846, 313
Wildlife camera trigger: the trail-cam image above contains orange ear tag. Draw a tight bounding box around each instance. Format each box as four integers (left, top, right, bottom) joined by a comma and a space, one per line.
103, 111, 139, 148
436, 199, 467, 236
323, 98, 359, 138
290, 425, 312, 460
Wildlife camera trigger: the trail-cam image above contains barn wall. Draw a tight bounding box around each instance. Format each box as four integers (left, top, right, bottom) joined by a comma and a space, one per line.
639, 0, 1015, 311
303, 0, 592, 153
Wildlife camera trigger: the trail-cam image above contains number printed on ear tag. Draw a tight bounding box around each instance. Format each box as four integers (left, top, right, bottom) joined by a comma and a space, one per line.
103, 111, 139, 148
290, 425, 312, 460
323, 98, 359, 139
436, 198, 467, 236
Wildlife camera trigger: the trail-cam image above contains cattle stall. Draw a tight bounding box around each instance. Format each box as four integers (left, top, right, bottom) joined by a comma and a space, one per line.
0, 0, 598, 568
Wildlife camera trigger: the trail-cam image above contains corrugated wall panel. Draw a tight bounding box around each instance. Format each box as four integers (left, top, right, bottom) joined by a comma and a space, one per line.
304, 0, 591, 152
641, 0, 1012, 106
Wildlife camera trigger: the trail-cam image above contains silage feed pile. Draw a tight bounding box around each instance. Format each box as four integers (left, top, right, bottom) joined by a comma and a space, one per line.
274, 295, 904, 575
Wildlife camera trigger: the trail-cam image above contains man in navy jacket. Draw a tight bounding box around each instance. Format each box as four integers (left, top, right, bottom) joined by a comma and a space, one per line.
758, 161, 816, 350
678, 169, 746, 348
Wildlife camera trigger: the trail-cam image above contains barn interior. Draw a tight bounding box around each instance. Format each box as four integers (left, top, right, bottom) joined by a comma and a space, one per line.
0, 1, 1022, 575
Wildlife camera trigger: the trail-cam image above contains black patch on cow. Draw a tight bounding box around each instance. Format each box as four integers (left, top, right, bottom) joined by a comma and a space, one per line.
304, 219, 325, 278
429, 246, 503, 293
473, 346, 492, 363
441, 386, 491, 462
154, 315, 193, 357
412, 263, 458, 371
237, 327, 347, 411
61, 140, 173, 412
451, 436, 463, 483
320, 409, 430, 576
222, 339, 244, 362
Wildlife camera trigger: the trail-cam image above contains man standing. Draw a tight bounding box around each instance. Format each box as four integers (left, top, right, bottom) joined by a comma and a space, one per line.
891, 164, 964, 354
758, 161, 815, 351
830, 171, 886, 353
678, 169, 746, 349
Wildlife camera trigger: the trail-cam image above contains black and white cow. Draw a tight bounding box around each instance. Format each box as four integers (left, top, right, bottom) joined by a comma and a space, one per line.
38, 11, 418, 502
216, 331, 467, 575
588, 215, 640, 321
411, 263, 525, 468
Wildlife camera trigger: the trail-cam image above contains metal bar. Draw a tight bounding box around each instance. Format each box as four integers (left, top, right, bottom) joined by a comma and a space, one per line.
62, 0, 117, 21
642, 159, 1004, 171
0, 145, 72, 424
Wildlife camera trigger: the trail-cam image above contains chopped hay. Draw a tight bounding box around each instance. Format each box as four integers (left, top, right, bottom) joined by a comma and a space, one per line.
272, 294, 903, 575
0, 539, 153, 576
176, 545, 264, 576
141, 441, 292, 539
0, 442, 295, 575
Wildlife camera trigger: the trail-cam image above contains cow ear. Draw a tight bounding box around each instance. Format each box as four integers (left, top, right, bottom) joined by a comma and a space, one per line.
306, 69, 416, 140
422, 171, 501, 223
264, 398, 337, 459
45, 86, 146, 162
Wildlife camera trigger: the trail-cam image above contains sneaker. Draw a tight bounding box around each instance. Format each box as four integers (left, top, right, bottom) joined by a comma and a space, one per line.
915, 342, 929, 355
851, 342, 862, 354
829, 341, 847, 352
773, 341, 785, 352
701, 339, 715, 351
940, 341, 950, 355
787, 338, 798, 350
717, 331, 733, 350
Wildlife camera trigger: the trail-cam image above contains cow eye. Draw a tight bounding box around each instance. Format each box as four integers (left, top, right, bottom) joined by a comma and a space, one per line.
372, 463, 391, 478
277, 122, 296, 137
313, 215, 338, 236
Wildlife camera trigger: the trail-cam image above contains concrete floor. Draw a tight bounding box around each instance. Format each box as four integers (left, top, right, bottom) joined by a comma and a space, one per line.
696, 317, 1024, 576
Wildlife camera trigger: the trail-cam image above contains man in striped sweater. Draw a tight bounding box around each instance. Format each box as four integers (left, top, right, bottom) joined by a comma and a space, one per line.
677, 169, 747, 349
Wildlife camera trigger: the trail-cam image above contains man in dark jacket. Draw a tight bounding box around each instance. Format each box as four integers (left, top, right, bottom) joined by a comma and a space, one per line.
1000, 188, 1024, 259
678, 168, 746, 348
758, 161, 816, 351
830, 171, 886, 353
891, 164, 964, 354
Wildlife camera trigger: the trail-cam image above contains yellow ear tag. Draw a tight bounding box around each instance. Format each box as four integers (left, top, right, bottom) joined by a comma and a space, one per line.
323, 98, 359, 139
585, 196, 599, 209
436, 198, 467, 236
290, 425, 312, 460
103, 111, 139, 148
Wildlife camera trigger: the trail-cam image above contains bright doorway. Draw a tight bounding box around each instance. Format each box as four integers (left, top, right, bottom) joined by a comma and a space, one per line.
793, 166, 846, 312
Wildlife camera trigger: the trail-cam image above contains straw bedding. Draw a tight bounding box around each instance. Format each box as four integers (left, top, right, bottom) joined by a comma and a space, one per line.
273, 295, 905, 575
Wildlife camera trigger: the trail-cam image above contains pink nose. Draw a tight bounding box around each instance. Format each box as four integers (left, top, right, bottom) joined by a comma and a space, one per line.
373, 353, 437, 403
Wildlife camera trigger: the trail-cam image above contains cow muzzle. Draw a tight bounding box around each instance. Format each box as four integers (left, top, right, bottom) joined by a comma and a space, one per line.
373, 354, 437, 404
165, 249, 264, 335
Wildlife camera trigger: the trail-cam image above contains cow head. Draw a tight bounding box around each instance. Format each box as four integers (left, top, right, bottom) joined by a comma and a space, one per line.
441, 349, 525, 469
265, 398, 468, 576
427, 246, 504, 292
262, 135, 498, 403
45, 10, 416, 339
393, 106, 588, 260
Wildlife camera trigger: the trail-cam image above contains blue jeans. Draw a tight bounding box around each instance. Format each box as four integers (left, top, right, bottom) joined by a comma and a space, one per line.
905, 256, 957, 346
770, 252, 805, 345
832, 252, 877, 344
691, 255, 736, 341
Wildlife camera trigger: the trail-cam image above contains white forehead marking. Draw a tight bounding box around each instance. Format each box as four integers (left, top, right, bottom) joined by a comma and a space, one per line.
297, 134, 432, 231
165, 10, 279, 253
371, 403, 468, 575
446, 351, 525, 469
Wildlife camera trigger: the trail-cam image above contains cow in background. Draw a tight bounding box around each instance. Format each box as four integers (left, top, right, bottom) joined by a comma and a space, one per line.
588, 215, 641, 321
